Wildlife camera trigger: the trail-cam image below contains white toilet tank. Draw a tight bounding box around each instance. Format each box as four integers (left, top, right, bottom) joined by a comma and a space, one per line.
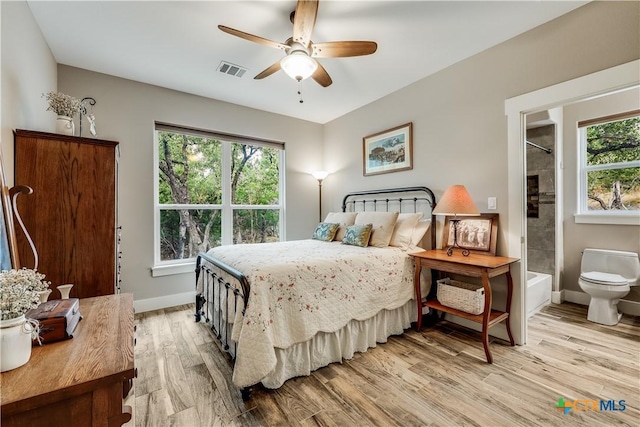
581, 248, 640, 285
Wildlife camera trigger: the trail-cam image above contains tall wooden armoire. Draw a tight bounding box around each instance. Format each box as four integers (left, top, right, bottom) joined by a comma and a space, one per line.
14, 129, 119, 299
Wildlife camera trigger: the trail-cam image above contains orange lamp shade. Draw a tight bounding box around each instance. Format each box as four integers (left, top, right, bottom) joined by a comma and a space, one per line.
432, 185, 480, 216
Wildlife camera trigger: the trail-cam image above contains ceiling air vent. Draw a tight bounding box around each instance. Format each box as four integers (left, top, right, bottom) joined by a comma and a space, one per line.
217, 61, 247, 78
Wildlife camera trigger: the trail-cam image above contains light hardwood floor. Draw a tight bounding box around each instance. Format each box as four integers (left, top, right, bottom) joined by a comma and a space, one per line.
130, 303, 639, 426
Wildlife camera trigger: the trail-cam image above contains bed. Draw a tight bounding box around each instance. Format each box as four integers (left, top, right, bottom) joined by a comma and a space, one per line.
195, 186, 437, 398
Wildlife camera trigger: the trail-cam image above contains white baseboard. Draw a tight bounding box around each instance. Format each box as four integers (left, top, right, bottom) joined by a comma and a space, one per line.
134, 291, 196, 313
563, 289, 640, 317
564, 290, 590, 305
551, 290, 564, 304
133, 289, 639, 319
619, 299, 640, 317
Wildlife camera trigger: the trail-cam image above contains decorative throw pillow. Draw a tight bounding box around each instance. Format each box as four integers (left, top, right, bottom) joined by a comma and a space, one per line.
341, 224, 373, 247
311, 222, 340, 242
354, 211, 399, 248
323, 212, 358, 241
389, 212, 424, 249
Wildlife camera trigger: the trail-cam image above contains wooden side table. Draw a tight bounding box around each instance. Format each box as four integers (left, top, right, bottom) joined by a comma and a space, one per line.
1, 294, 135, 427
412, 249, 519, 363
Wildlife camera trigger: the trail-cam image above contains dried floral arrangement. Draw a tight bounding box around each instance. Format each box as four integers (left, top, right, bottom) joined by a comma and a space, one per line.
43, 91, 81, 117
0, 268, 50, 320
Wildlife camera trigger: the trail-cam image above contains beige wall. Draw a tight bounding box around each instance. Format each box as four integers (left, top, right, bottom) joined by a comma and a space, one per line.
57, 66, 323, 303
322, 1, 639, 338
1, 1, 57, 185
323, 1, 640, 256
562, 89, 640, 298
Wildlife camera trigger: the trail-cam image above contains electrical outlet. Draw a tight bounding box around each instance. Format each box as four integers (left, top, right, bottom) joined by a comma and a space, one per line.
488, 197, 497, 210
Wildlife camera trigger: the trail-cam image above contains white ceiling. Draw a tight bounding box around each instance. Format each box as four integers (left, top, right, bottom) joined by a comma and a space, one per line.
27, 1, 587, 124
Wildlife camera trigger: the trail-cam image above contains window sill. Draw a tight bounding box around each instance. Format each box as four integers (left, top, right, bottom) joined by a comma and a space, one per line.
151, 261, 196, 277
574, 213, 640, 226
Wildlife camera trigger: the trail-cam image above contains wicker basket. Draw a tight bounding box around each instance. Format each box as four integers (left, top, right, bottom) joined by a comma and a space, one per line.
437, 278, 485, 315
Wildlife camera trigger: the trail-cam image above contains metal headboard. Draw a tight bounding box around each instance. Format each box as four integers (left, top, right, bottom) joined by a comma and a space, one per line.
341, 186, 437, 250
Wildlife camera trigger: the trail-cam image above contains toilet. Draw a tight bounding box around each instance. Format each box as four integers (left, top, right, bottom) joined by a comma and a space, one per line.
578, 248, 640, 326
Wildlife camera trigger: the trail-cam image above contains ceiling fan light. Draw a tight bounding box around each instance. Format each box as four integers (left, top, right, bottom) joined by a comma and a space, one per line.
280, 52, 318, 81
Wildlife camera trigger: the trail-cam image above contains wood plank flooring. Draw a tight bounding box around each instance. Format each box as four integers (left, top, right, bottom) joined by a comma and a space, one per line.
129, 303, 639, 426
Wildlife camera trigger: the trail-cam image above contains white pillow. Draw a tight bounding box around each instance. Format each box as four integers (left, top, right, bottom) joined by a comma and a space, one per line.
410, 219, 432, 248
323, 212, 357, 241
389, 212, 423, 250
354, 211, 399, 248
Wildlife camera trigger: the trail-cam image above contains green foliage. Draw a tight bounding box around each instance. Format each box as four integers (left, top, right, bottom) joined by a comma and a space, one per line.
158, 132, 222, 205
232, 144, 280, 205
233, 209, 280, 244
585, 117, 640, 210
231, 143, 281, 244
158, 131, 281, 260
586, 117, 640, 165
159, 209, 221, 260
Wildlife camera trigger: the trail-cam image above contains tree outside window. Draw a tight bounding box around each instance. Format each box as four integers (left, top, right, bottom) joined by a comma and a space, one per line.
582, 115, 640, 212
156, 129, 282, 263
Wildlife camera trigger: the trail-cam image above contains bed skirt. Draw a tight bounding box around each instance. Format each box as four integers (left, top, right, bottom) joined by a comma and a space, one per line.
258, 298, 417, 389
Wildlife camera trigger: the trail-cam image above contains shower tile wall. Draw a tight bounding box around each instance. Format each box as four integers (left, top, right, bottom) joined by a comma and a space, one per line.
527, 125, 555, 276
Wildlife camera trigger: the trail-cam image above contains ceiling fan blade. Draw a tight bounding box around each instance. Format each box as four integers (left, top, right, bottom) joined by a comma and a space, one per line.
292, 0, 318, 48
311, 62, 332, 87
311, 41, 378, 58
254, 61, 282, 80
218, 25, 288, 51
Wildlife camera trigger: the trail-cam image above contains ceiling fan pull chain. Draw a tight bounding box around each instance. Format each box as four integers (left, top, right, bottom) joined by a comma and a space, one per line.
298, 79, 304, 103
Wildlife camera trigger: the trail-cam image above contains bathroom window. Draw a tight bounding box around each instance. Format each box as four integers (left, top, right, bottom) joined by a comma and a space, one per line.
577, 110, 640, 224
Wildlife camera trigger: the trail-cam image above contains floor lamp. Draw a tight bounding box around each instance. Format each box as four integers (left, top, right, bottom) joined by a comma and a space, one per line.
433, 185, 480, 256
311, 171, 329, 222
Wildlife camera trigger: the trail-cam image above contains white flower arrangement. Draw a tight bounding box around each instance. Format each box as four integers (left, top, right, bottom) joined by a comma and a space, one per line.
43, 91, 82, 117
0, 268, 50, 320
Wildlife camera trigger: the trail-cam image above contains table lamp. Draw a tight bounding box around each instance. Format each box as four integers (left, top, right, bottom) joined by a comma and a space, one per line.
432, 185, 480, 256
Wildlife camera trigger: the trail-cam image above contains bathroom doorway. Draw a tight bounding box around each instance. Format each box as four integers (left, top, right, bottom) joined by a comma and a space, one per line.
524, 111, 560, 319
505, 60, 640, 345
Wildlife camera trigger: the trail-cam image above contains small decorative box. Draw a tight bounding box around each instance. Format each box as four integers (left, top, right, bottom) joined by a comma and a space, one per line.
26, 298, 82, 345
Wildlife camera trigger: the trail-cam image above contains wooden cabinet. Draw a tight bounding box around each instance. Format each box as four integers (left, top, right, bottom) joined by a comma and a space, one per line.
0, 294, 135, 427
13, 129, 119, 298
412, 249, 519, 363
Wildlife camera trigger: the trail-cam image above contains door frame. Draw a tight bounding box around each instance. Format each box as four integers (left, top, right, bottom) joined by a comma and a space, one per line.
505, 59, 640, 345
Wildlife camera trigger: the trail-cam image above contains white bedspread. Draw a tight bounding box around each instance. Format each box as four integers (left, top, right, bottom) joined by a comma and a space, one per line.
203, 239, 416, 388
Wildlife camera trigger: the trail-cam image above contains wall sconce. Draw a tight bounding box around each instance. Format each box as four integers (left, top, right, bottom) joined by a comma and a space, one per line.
311, 171, 329, 222
432, 184, 479, 256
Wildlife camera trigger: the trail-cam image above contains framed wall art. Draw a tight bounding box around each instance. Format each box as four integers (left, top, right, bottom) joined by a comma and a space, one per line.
363, 122, 413, 176
442, 213, 499, 256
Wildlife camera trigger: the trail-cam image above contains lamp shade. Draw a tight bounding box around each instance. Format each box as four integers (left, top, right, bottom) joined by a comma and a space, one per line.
311, 171, 329, 181
281, 52, 318, 81
432, 185, 480, 216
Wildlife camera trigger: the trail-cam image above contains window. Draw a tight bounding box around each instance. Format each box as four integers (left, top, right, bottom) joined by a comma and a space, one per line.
577, 111, 640, 223
154, 123, 284, 272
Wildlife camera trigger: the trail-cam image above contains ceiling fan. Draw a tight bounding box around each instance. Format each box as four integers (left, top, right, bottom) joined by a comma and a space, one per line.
218, 0, 377, 87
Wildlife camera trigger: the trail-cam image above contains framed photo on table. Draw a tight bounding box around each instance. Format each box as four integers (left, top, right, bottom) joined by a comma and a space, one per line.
363, 122, 413, 176
442, 213, 498, 256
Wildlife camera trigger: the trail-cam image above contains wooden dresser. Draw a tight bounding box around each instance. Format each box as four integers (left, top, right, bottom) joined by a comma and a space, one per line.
0, 294, 135, 427
13, 129, 120, 298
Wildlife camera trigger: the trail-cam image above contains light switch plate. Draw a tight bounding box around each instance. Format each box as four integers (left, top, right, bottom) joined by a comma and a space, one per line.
488, 197, 497, 210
